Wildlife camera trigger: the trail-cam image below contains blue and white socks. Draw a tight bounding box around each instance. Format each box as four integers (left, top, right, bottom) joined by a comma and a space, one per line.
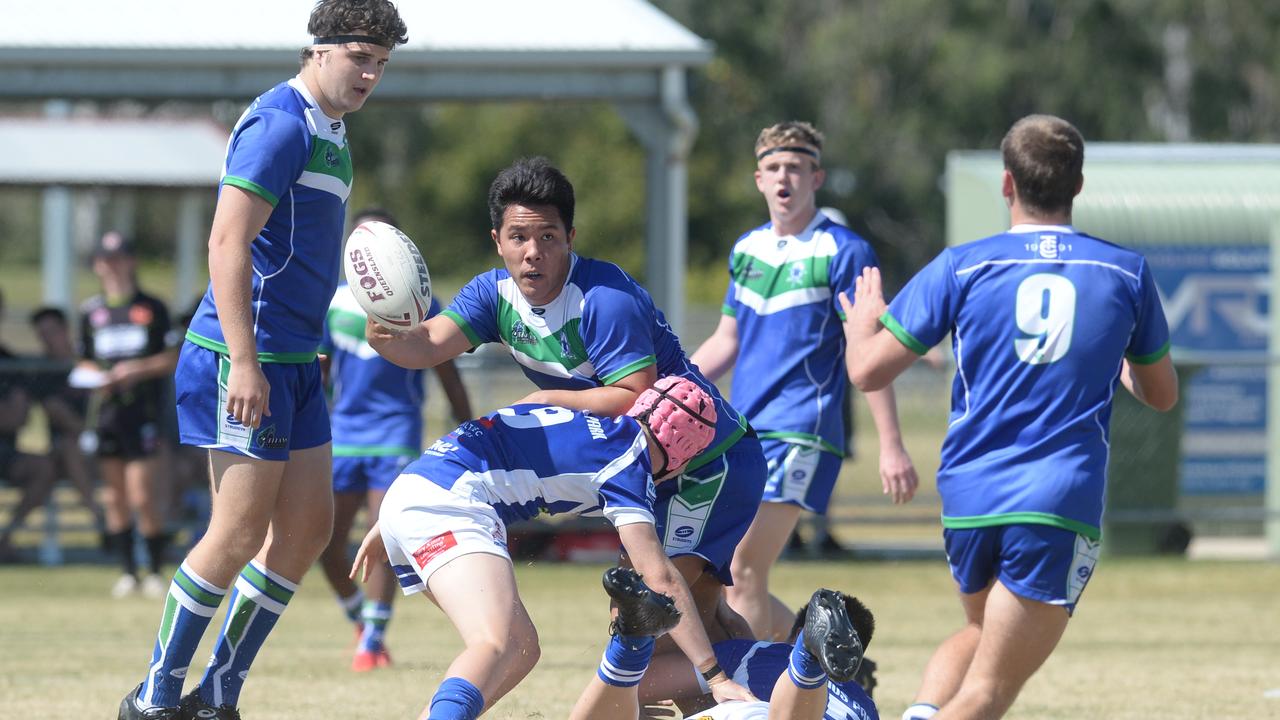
197, 560, 297, 709
358, 600, 393, 652
428, 677, 485, 720
338, 588, 365, 625
596, 634, 656, 688
788, 629, 828, 690
903, 703, 940, 720
138, 561, 227, 709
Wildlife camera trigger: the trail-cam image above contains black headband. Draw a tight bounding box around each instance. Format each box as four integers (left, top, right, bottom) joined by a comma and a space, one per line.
313, 34, 391, 48
755, 145, 821, 161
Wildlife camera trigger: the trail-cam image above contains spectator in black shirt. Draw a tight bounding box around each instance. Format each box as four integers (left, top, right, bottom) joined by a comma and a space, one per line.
80, 233, 180, 597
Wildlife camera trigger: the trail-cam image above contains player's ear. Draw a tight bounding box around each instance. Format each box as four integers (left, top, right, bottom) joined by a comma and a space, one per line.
491, 228, 501, 254
1001, 170, 1016, 207
566, 227, 575, 249
1074, 173, 1084, 198
813, 167, 826, 191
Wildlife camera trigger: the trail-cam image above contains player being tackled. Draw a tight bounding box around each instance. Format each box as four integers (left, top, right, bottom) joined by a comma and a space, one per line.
803, 589, 867, 684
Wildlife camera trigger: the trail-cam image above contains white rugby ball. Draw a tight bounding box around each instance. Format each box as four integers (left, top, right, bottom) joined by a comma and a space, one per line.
343, 220, 433, 331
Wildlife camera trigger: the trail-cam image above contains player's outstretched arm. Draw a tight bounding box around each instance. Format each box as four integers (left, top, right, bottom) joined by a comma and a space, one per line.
519, 365, 657, 417
840, 267, 919, 392
617, 523, 757, 706
209, 185, 276, 428
365, 314, 473, 370
1120, 355, 1178, 411
689, 315, 741, 382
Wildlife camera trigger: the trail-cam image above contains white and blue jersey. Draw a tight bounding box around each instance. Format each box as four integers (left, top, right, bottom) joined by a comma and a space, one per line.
186, 76, 353, 362
882, 225, 1171, 538
399, 404, 657, 528
320, 284, 439, 458
443, 254, 749, 471
713, 639, 878, 720
723, 213, 877, 456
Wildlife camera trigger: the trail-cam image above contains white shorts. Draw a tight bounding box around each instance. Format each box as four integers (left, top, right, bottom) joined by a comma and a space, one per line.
684, 701, 771, 720
380, 474, 510, 595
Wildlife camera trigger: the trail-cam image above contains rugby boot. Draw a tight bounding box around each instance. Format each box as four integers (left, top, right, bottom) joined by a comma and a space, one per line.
117, 684, 180, 720
178, 688, 242, 720
602, 566, 681, 638
803, 588, 865, 682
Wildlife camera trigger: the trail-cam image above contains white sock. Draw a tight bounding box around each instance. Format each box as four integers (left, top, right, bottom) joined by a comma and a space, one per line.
903, 703, 939, 720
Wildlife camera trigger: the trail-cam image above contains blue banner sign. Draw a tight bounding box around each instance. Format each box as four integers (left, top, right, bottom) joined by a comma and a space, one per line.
1143, 245, 1268, 495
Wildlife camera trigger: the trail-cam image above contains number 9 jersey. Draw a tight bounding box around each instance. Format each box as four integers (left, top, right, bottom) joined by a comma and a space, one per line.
880, 224, 1170, 539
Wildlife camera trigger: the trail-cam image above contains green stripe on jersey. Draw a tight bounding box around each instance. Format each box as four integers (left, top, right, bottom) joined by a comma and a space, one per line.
757, 431, 842, 456
730, 250, 833, 299
1126, 340, 1170, 365
601, 356, 656, 385
222, 176, 280, 206
942, 511, 1101, 541
304, 138, 353, 185
185, 330, 318, 363
496, 295, 591, 372
442, 310, 483, 348
333, 444, 418, 458
879, 312, 929, 356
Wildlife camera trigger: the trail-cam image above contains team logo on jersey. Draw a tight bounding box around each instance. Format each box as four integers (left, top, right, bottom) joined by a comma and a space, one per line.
324, 146, 340, 168
788, 261, 806, 285
1028, 235, 1072, 259
777, 239, 788, 249
510, 319, 535, 345
559, 332, 574, 358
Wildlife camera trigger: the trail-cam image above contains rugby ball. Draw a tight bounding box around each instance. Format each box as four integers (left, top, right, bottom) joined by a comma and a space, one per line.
343, 220, 432, 330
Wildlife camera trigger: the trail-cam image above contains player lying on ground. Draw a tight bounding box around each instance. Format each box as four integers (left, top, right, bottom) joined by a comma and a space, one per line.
350, 377, 755, 720
569, 567, 872, 720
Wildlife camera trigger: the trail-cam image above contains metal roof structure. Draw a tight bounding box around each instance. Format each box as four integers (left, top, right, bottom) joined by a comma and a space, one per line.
946, 144, 1280, 247
0, 117, 226, 187
1, 0, 712, 333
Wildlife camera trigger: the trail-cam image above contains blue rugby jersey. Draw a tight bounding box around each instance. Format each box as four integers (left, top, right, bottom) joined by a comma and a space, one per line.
399, 404, 657, 527
713, 639, 878, 720
320, 284, 440, 458
443, 255, 749, 471
722, 213, 877, 456
882, 225, 1171, 538
187, 77, 352, 361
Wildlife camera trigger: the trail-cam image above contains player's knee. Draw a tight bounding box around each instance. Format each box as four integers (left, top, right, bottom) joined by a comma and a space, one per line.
205, 523, 270, 566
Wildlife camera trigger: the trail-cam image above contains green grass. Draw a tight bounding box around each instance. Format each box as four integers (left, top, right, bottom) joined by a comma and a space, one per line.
1, 559, 1277, 719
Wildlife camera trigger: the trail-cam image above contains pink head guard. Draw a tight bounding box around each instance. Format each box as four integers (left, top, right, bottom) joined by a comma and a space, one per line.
627, 376, 718, 478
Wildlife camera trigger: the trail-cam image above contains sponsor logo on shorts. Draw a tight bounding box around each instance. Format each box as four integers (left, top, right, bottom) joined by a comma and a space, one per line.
169, 668, 187, 678
412, 531, 458, 569
674, 525, 695, 539
254, 425, 289, 451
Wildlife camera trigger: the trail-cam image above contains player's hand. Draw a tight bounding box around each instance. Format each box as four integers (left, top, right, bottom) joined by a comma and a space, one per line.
707, 676, 756, 705
226, 359, 271, 428
365, 316, 402, 349
350, 521, 387, 583
840, 267, 889, 340
879, 442, 918, 504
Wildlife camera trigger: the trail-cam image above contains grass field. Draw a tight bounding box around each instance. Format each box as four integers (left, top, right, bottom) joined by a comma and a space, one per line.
2, 558, 1278, 719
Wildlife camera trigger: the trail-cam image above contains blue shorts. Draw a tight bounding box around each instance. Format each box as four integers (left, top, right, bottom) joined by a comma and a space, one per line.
759, 438, 844, 514
174, 343, 330, 462
944, 524, 1101, 614
654, 432, 766, 586
332, 454, 414, 495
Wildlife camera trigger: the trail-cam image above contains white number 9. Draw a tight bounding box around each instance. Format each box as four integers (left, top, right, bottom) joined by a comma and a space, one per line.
497, 405, 575, 428
1014, 274, 1076, 365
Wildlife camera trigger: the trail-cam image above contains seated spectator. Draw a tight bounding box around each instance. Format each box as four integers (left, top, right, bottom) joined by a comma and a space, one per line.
30, 306, 106, 537
0, 290, 60, 563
